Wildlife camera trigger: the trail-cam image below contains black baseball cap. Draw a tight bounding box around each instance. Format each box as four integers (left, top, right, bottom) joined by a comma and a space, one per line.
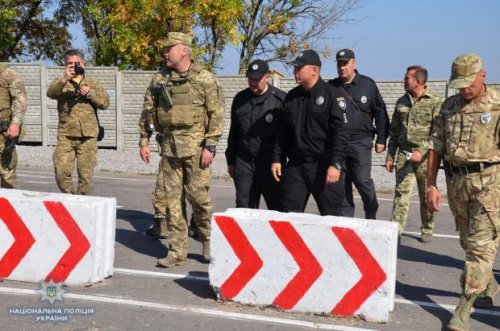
336, 49, 355, 62
290, 50, 322, 67
246, 59, 269, 80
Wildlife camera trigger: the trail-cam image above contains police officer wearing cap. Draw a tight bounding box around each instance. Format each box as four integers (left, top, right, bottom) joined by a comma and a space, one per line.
427, 53, 499, 331
226, 60, 286, 210
328, 48, 390, 219
271, 50, 349, 215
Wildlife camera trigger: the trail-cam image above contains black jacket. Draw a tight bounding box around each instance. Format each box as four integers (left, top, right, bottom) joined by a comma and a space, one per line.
328, 70, 390, 144
226, 84, 286, 165
272, 78, 349, 166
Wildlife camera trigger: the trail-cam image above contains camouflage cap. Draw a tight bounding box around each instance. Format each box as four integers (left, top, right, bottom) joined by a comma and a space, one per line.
449, 53, 483, 89
159, 32, 193, 47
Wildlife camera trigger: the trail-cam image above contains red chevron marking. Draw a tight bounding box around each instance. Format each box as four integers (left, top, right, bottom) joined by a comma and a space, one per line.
270, 221, 323, 309
331, 226, 387, 316
0, 198, 36, 278
44, 201, 90, 282
215, 215, 263, 299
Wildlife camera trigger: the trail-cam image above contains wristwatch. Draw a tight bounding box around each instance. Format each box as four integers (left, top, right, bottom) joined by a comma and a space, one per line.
205, 145, 216, 153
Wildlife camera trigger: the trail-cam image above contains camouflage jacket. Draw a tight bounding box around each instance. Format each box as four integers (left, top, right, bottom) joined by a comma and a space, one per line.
387, 89, 443, 161
47, 76, 110, 138
0, 64, 27, 127
429, 86, 500, 165
140, 62, 225, 157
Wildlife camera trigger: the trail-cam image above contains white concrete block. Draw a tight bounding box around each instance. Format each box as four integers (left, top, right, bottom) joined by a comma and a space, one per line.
0, 189, 116, 285
209, 208, 398, 322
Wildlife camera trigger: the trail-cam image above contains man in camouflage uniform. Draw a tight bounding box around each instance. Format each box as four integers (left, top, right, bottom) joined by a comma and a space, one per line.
138, 104, 189, 238
143, 32, 224, 268
0, 64, 27, 188
386, 65, 443, 242
427, 54, 499, 331
47, 49, 110, 195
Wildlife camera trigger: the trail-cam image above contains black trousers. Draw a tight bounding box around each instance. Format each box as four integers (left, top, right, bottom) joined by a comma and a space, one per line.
341, 137, 378, 219
282, 160, 344, 216
234, 156, 283, 211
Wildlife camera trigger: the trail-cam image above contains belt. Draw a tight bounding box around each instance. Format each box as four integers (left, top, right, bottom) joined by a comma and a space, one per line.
449, 162, 499, 175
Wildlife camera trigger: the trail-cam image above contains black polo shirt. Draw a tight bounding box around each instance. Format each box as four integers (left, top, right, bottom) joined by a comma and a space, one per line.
273, 78, 349, 165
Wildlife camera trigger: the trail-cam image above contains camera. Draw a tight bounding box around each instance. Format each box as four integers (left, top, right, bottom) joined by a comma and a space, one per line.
74, 62, 85, 76
405, 152, 413, 161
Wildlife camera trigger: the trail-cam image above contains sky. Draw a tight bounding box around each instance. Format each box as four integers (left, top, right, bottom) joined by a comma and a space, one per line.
216, 0, 500, 81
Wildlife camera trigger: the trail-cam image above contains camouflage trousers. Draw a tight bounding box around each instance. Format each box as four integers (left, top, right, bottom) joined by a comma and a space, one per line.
152, 157, 187, 222
447, 164, 499, 297
391, 152, 434, 235
0, 134, 17, 188
162, 153, 212, 260
53, 135, 97, 195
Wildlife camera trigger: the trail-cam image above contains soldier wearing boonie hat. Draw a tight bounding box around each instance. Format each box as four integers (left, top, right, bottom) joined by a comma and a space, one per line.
427, 53, 500, 331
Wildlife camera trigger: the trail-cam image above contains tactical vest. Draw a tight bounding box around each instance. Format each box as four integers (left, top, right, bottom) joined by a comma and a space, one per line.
156, 63, 206, 128
0, 64, 11, 119
445, 95, 500, 163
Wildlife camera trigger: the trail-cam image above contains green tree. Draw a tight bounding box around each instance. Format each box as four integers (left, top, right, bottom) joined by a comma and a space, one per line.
0, 0, 71, 62
237, 0, 363, 73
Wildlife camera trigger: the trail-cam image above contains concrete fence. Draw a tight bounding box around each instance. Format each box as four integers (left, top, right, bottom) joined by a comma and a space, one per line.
6, 63, 500, 166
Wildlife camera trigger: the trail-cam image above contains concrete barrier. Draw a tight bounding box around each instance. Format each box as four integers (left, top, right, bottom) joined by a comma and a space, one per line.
0, 189, 116, 285
209, 208, 398, 322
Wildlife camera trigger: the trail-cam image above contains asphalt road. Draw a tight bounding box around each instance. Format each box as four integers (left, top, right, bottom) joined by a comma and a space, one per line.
0, 167, 498, 331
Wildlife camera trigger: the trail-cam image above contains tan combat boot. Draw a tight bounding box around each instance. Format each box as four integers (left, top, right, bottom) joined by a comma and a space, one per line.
156, 255, 187, 268
447, 294, 477, 331
474, 275, 499, 308
202, 241, 210, 263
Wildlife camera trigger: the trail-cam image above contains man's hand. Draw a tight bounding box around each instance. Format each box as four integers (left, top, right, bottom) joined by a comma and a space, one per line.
325, 166, 341, 185
200, 147, 214, 169
410, 150, 423, 164
227, 165, 235, 178
7, 123, 20, 139
375, 143, 386, 153
140, 146, 151, 164
79, 84, 91, 96
385, 159, 394, 173
271, 162, 282, 182
427, 186, 441, 212
63, 63, 75, 82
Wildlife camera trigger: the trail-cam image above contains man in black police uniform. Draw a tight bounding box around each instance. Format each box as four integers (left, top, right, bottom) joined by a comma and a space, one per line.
226, 59, 286, 210
271, 50, 349, 215
328, 49, 390, 219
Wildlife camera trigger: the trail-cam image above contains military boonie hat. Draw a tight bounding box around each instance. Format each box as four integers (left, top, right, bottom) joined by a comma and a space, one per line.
290, 50, 322, 67
159, 32, 193, 47
449, 53, 483, 89
246, 59, 269, 80
336, 48, 355, 62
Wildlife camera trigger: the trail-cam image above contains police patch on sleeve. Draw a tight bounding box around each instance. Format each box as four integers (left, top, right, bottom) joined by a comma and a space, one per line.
316, 96, 325, 106
360, 96, 367, 104
265, 113, 274, 123
336, 97, 346, 110
480, 112, 491, 124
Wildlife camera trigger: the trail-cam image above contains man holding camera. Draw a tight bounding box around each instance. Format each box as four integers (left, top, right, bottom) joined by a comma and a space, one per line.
385, 65, 443, 242
0, 63, 27, 188
47, 49, 110, 195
